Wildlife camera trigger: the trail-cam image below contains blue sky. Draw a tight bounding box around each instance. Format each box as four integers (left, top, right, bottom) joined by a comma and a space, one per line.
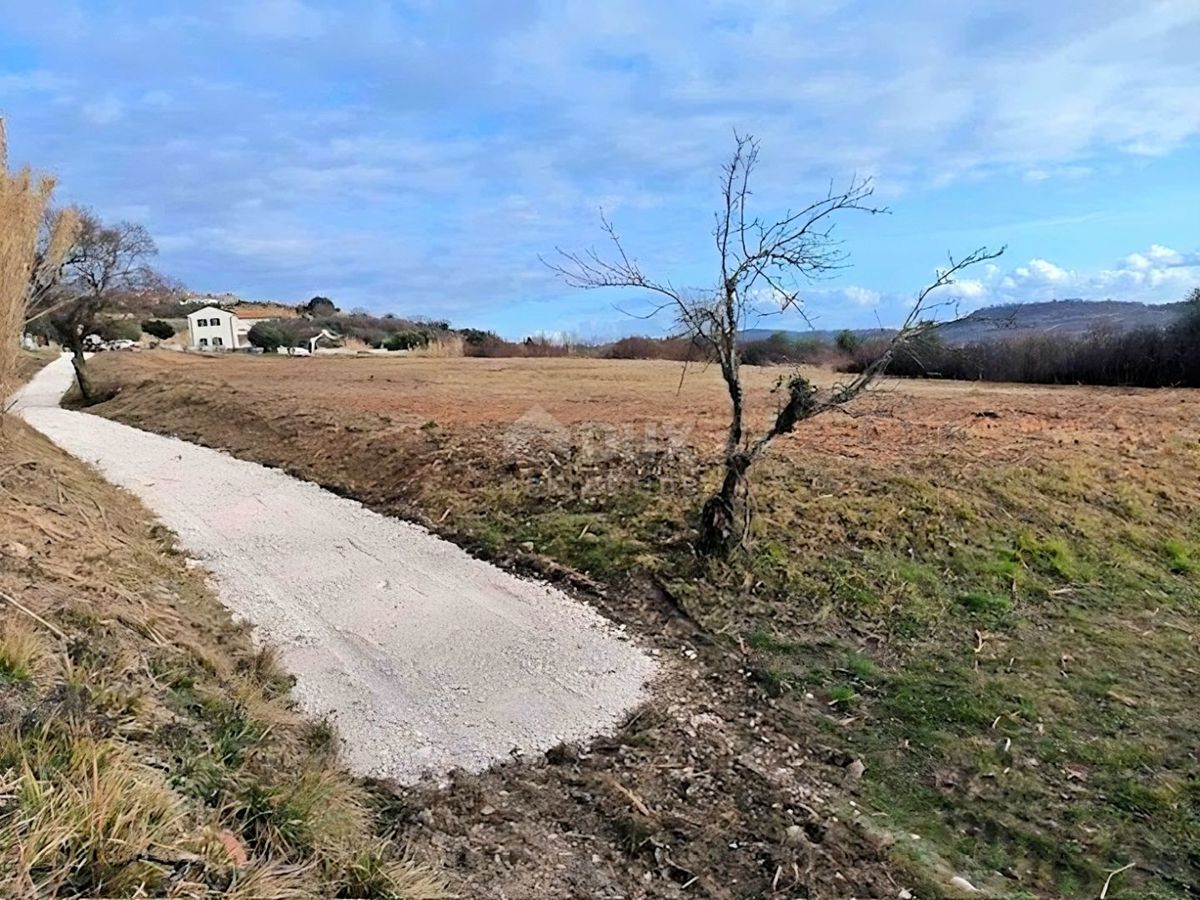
1, 1, 1197, 339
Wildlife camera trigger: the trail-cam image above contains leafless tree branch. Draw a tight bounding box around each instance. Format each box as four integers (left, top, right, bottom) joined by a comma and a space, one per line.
546, 133, 1002, 553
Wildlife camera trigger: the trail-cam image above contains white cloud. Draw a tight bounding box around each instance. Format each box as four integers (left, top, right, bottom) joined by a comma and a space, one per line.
947, 244, 1200, 309
953, 279, 988, 299
1147, 244, 1183, 264
1025, 259, 1071, 283
0, 70, 70, 95
843, 286, 882, 307
81, 95, 123, 125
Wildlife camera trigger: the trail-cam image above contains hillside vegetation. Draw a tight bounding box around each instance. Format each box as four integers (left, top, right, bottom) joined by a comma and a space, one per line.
85, 351, 1200, 898
846, 298, 1200, 388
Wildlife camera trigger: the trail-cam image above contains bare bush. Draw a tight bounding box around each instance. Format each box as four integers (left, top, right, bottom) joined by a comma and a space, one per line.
549, 132, 1001, 554
739, 332, 833, 366
605, 335, 710, 361
462, 333, 578, 358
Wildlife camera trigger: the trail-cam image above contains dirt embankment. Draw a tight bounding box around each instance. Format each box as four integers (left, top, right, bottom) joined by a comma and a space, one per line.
72, 359, 921, 897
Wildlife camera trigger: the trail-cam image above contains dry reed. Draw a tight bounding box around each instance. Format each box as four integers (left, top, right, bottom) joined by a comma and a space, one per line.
0, 117, 53, 402
0, 118, 78, 406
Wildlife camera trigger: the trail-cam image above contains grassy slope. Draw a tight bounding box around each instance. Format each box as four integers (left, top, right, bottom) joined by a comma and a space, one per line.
86, 355, 1200, 898
453, 440, 1200, 898
0, 414, 446, 898
722, 455, 1200, 898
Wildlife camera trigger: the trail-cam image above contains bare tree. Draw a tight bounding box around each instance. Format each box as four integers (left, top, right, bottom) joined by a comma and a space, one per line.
548, 133, 1002, 555
40, 211, 158, 401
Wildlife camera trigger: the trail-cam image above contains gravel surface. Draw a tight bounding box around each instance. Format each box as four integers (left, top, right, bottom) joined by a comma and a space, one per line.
12, 357, 656, 782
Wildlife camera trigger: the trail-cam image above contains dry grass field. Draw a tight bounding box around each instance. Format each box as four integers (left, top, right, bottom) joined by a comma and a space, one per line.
85, 350, 1200, 899
86, 350, 1200, 462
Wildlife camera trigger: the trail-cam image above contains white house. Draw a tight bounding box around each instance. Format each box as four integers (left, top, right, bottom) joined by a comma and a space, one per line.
186, 306, 250, 350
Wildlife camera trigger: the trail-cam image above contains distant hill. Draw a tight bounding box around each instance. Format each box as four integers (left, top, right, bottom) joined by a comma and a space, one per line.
741, 300, 1190, 348
740, 326, 895, 344
931, 299, 1188, 345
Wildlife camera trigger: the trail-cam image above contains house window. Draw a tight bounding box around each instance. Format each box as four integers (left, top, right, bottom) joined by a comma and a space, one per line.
199, 338, 208, 347
197, 318, 208, 327
213, 337, 224, 347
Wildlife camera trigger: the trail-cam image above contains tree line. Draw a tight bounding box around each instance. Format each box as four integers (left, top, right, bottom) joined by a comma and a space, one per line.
844, 289, 1200, 387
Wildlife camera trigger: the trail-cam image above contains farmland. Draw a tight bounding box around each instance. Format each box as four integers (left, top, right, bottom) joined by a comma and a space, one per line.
85, 350, 1200, 898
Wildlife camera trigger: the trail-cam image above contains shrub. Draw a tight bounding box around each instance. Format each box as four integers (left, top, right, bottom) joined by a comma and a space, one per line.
25, 317, 57, 343
521, 336, 573, 357
381, 330, 428, 352
606, 336, 709, 361
95, 319, 142, 342
835, 329, 861, 352
140, 319, 175, 340
326, 312, 448, 349
301, 296, 338, 317
459, 327, 498, 347
740, 332, 826, 366
462, 334, 513, 357
460, 334, 581, 358
247, 321, 289, 353
843, 323, 1200, 388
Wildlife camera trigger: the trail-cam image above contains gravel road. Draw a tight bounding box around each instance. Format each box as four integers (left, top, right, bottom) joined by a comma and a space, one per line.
12, 357, 656, 782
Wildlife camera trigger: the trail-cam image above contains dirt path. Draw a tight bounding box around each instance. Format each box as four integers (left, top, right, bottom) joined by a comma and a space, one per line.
12, 357, 655, 783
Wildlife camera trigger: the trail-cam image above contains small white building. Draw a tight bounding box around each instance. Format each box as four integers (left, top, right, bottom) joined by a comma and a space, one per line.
186, 306, 252, 350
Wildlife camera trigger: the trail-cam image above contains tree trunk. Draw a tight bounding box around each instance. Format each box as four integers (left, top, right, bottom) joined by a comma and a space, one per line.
71, 347, 93, 403
697, 452, 749, 556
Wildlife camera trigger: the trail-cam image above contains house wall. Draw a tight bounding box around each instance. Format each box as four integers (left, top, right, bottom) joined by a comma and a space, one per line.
187, 309, 241, 349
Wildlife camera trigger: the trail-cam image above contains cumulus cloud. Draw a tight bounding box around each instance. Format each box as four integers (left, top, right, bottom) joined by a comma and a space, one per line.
843, 286, 883, 307
761, 244, 1200, 334
936, 245, 1200, 311
1124, 244, 1185, 270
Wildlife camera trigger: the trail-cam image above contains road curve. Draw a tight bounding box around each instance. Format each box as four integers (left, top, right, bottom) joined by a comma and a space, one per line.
12, 357, 655, 782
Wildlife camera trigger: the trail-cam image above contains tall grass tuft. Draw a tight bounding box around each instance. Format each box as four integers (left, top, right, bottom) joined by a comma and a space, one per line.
0, 619, 46, 682
0, 117, 78, 405
0, 117, 53, 402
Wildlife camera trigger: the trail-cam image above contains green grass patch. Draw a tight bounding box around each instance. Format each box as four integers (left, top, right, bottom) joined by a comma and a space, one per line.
956, 589, 1014, 619
445, 447, 1200, 894
1162, 539, 1198, 574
